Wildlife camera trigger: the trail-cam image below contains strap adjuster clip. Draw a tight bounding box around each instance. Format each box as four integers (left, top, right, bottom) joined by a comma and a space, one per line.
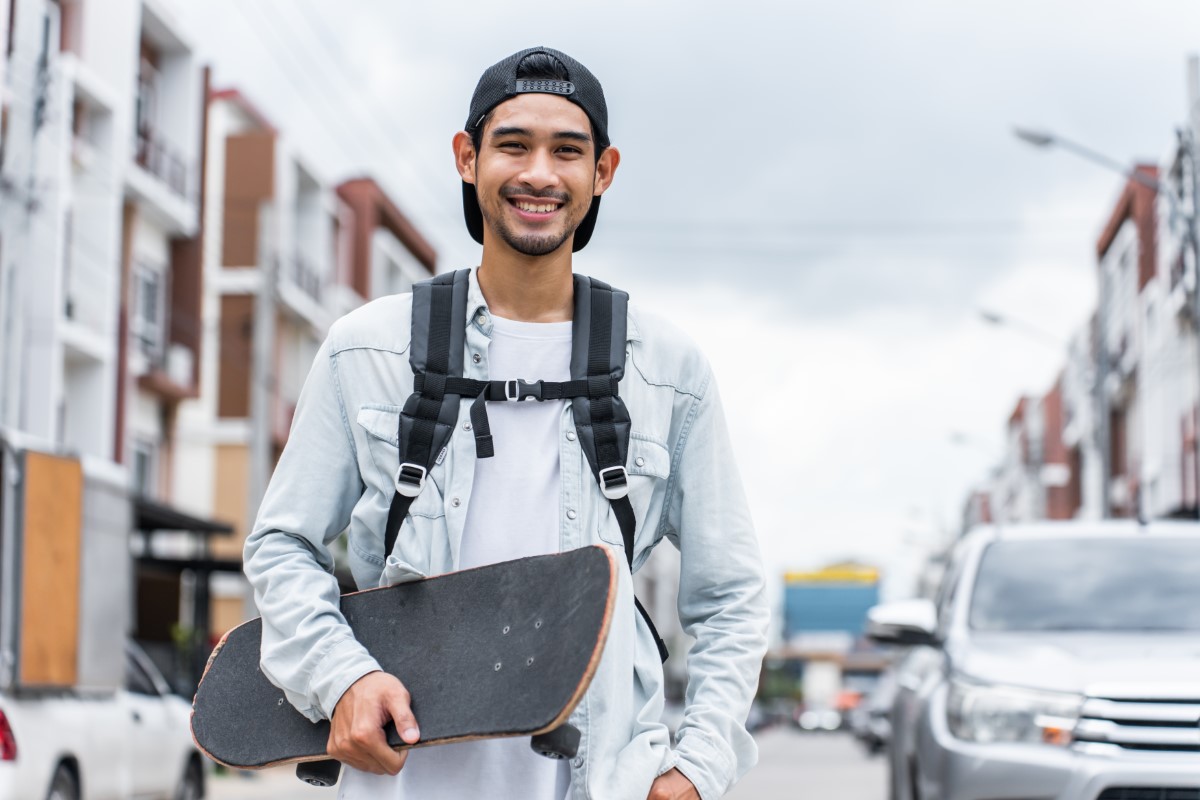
504, 379, 543, 402
395, 463, 427, 497
598, 465, 629, 500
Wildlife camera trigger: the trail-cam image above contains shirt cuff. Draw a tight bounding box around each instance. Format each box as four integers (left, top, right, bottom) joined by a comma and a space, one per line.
672, 731, 736, 800
306, 635, 383, 722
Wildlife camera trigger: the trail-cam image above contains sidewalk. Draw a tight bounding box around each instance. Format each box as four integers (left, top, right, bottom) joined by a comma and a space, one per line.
207, 765, 338, 799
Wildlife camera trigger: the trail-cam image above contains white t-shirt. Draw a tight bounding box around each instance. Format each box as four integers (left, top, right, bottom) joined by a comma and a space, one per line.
339, 315, 572, 800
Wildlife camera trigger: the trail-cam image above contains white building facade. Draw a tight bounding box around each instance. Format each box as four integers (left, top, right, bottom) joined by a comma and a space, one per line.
0, 0, 203, 487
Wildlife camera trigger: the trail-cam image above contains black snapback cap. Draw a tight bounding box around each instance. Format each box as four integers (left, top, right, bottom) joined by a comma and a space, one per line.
462, 46, 609, 252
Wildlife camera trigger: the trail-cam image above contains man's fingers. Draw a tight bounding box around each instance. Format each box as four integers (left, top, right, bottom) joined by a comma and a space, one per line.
327, 672, 417, 776
353, 724, 406, 775
389, 696, 421, 745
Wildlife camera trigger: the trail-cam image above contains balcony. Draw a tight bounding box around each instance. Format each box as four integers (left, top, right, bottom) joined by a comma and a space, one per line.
276, 253, 332, 332
125, 127, 198, 236
135, 340, 197, 402
134, 127, 189, 200
287, 253, 323, 304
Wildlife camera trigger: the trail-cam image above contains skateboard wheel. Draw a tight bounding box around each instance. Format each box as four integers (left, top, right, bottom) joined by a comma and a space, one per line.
531, 723, 581, 760
296, 759, 342, 787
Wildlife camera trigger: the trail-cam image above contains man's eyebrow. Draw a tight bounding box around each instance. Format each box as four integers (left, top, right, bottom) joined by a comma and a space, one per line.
490, 126, 532, 139
489, 126, 592, 145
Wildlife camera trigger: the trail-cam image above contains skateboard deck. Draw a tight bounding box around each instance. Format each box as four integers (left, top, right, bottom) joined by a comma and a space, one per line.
190, 546, 617, 772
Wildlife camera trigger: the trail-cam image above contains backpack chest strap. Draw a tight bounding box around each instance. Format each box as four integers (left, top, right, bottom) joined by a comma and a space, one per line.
387, 270, 667, 663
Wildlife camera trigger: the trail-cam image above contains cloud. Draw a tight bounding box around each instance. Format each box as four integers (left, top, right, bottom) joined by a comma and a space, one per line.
184, 0, 1200, 599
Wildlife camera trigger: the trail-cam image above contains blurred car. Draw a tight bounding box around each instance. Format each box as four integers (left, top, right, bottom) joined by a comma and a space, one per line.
849, 666, 897, 756
869, 521, 1200, 800
793, 706, 843, 732
0, 641, 204, 800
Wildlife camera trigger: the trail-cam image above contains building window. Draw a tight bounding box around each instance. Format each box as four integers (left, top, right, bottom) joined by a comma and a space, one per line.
133, 262, 165, 363
134, 52, 158, 164
132, 437, 157, 497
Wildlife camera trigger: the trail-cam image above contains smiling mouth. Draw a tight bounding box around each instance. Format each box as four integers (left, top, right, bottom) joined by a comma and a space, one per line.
507, 197, 564, 217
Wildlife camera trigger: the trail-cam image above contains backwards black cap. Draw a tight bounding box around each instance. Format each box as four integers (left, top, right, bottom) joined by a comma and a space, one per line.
462, 46, 609, 252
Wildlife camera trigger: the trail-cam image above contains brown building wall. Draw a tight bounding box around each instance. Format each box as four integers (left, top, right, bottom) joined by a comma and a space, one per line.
218, 294, 254, 418
1096, 165, 1159, 289
336, 177, 437, 297
1041, 380, 1078, 520
221, 131, 275, 267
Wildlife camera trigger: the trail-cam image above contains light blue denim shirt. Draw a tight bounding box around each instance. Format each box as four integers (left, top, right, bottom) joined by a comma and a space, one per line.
243, 269, 769, 799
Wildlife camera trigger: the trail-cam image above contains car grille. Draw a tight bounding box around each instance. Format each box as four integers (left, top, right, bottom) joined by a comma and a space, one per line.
1074, 696, 1200, 753
1096, 790, 1200, 800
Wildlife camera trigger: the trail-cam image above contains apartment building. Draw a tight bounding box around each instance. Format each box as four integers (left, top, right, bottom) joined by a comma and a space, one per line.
0, 0, 204, 483
173, 88, 437, 635
972, 152, 1200, 526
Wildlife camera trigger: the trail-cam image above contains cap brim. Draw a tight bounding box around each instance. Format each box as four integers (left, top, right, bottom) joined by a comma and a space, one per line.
461, 182, 601, 253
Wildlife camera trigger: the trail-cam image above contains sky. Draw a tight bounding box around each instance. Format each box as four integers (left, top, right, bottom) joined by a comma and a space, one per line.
180, 0, 1200, 597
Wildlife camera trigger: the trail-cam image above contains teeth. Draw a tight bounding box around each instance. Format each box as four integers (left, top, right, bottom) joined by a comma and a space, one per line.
515, 201, 557, 213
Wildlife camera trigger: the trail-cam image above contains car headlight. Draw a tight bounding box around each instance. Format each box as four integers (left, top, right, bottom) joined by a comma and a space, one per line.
946, 677, 1082, 746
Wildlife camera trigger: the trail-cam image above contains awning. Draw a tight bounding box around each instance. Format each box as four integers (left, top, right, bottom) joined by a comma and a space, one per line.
134, 496, 234, 536
137, 556, 244, 574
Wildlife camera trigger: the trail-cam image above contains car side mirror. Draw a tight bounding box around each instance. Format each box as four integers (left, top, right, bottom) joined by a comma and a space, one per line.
866, 599, 940, 647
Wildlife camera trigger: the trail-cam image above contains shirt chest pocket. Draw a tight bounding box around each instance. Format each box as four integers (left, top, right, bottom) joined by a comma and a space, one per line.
355, 404, 446, 521
596, 434, 671, 552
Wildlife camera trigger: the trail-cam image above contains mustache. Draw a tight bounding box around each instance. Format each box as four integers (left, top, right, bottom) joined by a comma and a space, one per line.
500, 185, 569, 204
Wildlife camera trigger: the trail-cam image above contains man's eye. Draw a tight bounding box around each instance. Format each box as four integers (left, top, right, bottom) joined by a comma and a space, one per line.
559, 146, 583, 155
499, 142, 525, 150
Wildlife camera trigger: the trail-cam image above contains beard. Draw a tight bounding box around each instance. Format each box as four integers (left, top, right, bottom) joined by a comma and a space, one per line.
491, 215, 575, 256
482, 185, 587, 256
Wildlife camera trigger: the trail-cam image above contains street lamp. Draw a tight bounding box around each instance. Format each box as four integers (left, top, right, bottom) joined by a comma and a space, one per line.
1012, 127, 1168, 195
978, 308, 1064, 350
1013, 125, 1199, 272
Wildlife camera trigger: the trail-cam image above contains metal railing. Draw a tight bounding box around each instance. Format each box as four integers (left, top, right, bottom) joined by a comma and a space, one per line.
287, 253, 324, 303
134, 126, 191, 200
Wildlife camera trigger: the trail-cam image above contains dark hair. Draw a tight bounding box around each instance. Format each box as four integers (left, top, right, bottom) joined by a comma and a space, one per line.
469, 53, 602, 161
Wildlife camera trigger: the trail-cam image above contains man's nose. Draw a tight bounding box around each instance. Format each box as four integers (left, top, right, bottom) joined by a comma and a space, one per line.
518, 147, 559, 189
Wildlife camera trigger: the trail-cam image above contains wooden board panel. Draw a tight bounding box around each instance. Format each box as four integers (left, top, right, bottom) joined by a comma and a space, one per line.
211, 444, 248, 559
19, 451, 83, 686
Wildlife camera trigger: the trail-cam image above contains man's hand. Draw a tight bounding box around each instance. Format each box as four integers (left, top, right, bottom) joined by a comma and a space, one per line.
647, 768, 700, 800
328, 671, 420, 775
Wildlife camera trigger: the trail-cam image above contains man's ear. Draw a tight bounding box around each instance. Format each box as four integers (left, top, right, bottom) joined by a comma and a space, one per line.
593, 146, 621, 197
452, 131, 477, 184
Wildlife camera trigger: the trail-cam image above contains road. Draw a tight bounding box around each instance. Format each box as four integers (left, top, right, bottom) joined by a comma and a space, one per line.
727, 728, 886, 798
206, 728, 886, 799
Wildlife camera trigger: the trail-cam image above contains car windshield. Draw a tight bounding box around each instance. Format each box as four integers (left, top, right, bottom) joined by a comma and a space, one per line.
969, 537, 1200, 632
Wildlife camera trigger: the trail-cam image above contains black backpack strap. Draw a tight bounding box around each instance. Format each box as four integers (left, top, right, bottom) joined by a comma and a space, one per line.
570, 275, 669, 663
383, 270, 668, 663
384, 269, 470, 558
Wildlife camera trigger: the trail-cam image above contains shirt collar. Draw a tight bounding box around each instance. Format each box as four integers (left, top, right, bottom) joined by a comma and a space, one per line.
464, 267, 639, 342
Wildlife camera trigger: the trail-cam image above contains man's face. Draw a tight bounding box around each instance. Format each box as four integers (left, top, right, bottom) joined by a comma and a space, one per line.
456, 93, 617, 257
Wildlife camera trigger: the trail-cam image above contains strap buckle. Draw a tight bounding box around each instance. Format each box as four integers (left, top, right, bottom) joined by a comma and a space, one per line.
598, 465, 629, 500
394, 463, 427, 497
504, 379, 543, 402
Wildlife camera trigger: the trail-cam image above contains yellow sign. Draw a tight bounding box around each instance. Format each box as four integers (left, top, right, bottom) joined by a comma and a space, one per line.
784, 565, 879, 584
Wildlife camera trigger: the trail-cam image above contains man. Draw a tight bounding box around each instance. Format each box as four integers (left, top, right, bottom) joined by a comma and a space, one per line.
243, 46, 768, 799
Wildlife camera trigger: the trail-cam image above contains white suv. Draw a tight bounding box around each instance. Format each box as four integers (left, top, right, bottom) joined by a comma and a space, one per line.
870, 522, 1200, 800
0, 642, 204, 800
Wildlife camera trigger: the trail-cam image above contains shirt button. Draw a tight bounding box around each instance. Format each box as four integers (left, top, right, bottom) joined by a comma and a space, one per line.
635, 456, 645, 467
477, 313, 488, 326
572, 756, 584, 769
451, 497, 461, 508
566, 431, 577, 441
463, 421, 472, 431
566, 509, 577, 520
472, 353, 482, 364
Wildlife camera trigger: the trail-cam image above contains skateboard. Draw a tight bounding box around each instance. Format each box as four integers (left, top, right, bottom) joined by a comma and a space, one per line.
190, 546, 617, 787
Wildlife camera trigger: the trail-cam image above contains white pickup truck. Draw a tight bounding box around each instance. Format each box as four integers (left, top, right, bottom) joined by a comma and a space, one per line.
0, 642, 204, 800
